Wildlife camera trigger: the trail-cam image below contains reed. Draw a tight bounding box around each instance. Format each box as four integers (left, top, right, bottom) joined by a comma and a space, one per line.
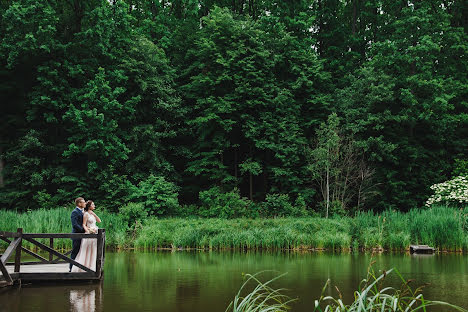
313, 266, 468, 312
226, 268, 468, 312
1, 205, 467, 251
225, 272, 296, 312
0, 206, 127, 250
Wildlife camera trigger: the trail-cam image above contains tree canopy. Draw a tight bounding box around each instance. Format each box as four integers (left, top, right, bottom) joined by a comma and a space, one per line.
0, 0, 466, 215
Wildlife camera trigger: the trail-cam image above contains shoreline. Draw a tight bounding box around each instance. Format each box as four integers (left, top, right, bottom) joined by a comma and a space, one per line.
1, 206, 467, 253
3, 245, 466, 254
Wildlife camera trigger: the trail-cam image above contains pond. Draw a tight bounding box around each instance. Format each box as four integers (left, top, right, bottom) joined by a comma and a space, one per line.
1, 251, 467, 311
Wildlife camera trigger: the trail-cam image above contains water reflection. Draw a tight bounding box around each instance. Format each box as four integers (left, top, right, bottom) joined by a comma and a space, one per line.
70, 286, 99, 312
0, 251, 467, 312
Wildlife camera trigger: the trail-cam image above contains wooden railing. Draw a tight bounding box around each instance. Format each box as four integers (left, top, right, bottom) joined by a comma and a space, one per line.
0, 228, 105, 286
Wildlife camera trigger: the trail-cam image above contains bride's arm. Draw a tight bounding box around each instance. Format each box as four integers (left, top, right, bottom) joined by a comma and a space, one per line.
82, 213, 90, 233
90, 211, 101, 223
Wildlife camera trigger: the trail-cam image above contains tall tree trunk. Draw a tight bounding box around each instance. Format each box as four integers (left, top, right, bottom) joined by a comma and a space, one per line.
0, 146, 3, 187
234, 147, 238, 180
249, 172, 253, 201
352, 0, 357, 35
326, 163, 329, 218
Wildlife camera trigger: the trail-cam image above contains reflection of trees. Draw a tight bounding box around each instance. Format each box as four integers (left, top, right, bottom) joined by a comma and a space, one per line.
176, 279, 201, 301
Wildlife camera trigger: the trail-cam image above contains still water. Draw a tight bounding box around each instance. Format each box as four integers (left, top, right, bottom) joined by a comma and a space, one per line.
1, 251, 467, 311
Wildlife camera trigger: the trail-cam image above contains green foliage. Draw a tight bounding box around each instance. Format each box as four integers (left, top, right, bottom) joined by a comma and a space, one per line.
453, 159, 468, 176
119, 202, 148, 228
307, 114, 373, 216
225, 272, 295, 312
314, 267, 468, 312
0, 207, 127, 250
227, 269, 467, 312
198, 186, 252, 218
1, 206, 467, 251
262, 193, 294, 217
0, 0, 466, 212
129, 175, 179, 216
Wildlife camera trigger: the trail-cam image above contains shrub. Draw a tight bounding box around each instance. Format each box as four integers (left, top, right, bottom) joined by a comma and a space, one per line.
198, 187, 251, 218
262, 193, 294, 217
129, 175, 179, 216
426, 175, 468, 207
291, 195, 309, 217
119, 202, 147, 228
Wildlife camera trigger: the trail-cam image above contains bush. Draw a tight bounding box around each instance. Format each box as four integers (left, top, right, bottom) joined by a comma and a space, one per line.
129, 175, 179, 216
426, 175, 468, 207
119, 202, 147, 228
291, 195, 309, 217
262, 194, 294, 217
198, 187, 252, 218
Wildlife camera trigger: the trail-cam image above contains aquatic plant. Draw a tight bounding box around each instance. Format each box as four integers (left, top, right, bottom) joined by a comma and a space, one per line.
1, 205, 467, 251
225, 272, 296, 312
313, 266, 468, 312
227, 269, 468, 312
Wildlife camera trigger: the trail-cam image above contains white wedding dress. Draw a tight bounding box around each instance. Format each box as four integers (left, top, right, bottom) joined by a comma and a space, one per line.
71, 212, 99, 272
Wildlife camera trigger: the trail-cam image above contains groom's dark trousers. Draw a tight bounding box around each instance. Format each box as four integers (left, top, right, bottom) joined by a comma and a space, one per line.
70, 207, 85, 271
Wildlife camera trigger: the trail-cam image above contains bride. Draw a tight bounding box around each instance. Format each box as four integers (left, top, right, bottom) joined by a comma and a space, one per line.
72, 200, 101, 272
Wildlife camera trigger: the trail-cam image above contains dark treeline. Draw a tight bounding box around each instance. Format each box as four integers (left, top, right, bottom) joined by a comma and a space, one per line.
0, 0, 466, 215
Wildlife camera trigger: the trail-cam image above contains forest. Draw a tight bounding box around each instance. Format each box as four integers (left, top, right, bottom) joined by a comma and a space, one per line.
0, 0, 467, 216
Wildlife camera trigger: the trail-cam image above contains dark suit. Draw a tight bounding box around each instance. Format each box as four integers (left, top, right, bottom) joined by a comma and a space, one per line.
70, 207, 85, 271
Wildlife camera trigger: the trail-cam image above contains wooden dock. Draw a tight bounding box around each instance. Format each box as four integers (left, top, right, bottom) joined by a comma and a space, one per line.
410, 244, 435, 254
0, 228, 105, 287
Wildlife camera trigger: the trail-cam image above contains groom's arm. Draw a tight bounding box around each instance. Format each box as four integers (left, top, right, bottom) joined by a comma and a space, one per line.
71, 211, 85, 233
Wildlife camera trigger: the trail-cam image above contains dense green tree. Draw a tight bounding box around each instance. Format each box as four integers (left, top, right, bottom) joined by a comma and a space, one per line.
337, 0, 468, 210
179, 7, 328, 204
0, 0, 466, 213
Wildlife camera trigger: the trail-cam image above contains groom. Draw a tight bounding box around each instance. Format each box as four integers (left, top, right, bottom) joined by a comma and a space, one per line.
70, 197, 86, 272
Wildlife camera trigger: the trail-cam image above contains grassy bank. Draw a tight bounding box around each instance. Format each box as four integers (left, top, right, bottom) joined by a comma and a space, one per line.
1, 206, 467, 251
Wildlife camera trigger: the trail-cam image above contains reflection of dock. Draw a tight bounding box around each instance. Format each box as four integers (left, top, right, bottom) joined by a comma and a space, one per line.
0, 228, 105, 287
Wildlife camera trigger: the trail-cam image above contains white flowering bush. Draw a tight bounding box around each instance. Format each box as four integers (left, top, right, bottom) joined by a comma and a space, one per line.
426, 176, 468, 207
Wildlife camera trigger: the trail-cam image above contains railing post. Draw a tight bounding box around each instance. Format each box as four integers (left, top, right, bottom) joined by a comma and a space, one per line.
49, 238, 54, 262
95, 229, 104, 278
14, 228, 22, 273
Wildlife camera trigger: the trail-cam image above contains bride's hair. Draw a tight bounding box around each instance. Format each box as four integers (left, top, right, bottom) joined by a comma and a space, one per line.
84, 200, 94, 211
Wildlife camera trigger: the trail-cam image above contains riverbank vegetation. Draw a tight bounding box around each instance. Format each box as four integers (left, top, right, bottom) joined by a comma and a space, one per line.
1, 205, 466, 252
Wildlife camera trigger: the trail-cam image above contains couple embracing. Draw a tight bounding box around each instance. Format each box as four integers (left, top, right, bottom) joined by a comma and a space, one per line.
70, 197, 102, 272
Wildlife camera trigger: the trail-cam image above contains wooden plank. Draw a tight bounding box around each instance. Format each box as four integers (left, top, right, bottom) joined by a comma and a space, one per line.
14, 228, 22, 273
7, 261, 49, 266
5, 263, 98, 280
0, 259, 12, 285
410, 245, 435, 254
7, 263, 70, 273
51, 250, 72, 263
49, 238, 53, 262
22, 233, 98, 239
0, 237, 21, 264
0, 232, 21, 238
95, 229, 103, 278
0, 237, 49, 262
23, 237, 95, 273
19, 273, 99, 281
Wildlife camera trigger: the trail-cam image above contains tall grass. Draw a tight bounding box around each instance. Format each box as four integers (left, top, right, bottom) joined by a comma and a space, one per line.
226, 268, 468, 312
225, 272, 296, 312
314, 266, 468, 311
134, 217, 352, 250
1, 205, 467, 251
0, 207, 127, 250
